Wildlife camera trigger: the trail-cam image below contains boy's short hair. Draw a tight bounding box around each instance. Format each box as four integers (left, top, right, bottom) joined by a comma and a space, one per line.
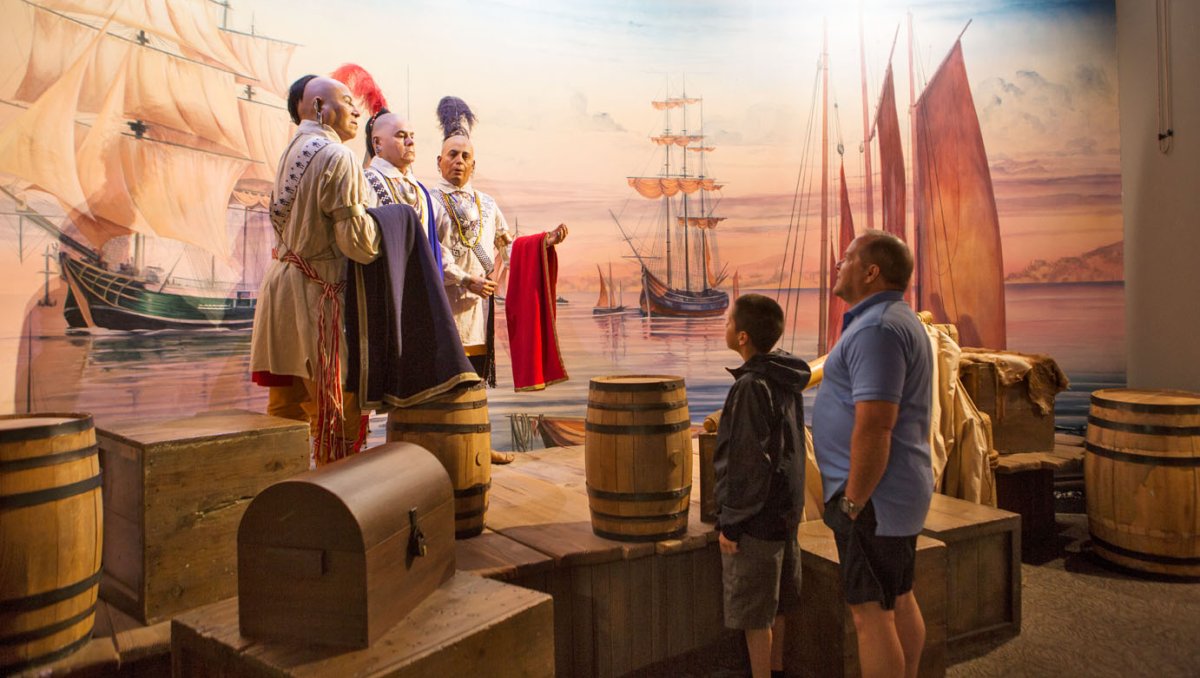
732, 294, 784, 353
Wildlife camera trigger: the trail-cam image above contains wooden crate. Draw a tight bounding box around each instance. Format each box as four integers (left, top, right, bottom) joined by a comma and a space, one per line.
959, 360, 1055, 454
921, 494, 1021, 648
171, 573, 554, 677
698, 432, 717, 523
790, 521, 948, 678
98, 410, 309, 624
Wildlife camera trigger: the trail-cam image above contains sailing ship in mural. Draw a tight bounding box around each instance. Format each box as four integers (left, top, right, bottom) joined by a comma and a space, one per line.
810, 19, 1005, 353
0, 0, 294, 331
612, 93, 730, 318
592, 262, 625, 315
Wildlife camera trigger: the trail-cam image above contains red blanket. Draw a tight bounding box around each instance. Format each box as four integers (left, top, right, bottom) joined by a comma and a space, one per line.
505, 232, 568, 391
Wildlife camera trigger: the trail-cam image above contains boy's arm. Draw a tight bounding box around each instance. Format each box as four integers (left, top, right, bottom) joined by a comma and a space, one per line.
715, 380, 775, 542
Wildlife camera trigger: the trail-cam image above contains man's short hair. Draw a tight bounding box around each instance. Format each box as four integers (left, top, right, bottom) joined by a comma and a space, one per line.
287, 74, 318, 125
732, 294, 785, 354
858, 229, 914, 289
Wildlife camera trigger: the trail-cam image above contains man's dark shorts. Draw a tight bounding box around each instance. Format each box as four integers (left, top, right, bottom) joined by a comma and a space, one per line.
823, 494, 916, 610
721, 533, 801, 630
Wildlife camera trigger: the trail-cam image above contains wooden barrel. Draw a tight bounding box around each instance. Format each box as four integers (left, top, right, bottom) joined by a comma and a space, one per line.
585, 375, 692, 542
1085, 389, 1200, 576
387, 384, 490, 538
0, 413, 102, 674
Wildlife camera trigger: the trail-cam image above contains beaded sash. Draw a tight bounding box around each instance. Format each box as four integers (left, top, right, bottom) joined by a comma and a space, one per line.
269, 136, 332, 233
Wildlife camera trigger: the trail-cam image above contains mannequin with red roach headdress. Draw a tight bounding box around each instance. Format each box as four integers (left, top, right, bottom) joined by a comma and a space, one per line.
249, 68, 380, 467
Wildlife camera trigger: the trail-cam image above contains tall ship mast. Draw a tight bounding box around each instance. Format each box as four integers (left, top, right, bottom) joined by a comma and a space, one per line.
0, 0, 296, 331
614, 89, 729, 318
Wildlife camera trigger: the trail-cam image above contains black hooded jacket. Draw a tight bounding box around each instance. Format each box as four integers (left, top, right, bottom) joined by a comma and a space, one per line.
713, 349, 811, 542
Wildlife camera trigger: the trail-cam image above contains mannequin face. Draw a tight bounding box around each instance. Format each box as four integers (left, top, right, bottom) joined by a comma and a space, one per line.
372, 113, 416, 171
437, 135, 475, 187
303, 77, 360, 142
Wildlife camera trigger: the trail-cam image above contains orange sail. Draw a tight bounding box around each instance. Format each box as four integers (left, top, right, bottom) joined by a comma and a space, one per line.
826, 162, 856, 350
877, 64, 905, 241
913, 41, 1006, 349
594, 264, 609, 309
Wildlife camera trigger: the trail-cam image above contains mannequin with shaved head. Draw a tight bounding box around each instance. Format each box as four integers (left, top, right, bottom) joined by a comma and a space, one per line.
250, 73, 379, 466
363, 109, 445, 272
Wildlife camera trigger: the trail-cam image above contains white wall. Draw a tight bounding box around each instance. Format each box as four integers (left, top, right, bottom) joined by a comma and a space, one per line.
1118, 0, 1200, 391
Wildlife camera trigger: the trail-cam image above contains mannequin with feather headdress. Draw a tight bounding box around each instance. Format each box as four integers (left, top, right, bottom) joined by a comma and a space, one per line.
250, 69, 380, 466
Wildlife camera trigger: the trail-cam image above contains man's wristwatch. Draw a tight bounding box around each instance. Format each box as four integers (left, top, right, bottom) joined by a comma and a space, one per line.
839, 495, 865, 520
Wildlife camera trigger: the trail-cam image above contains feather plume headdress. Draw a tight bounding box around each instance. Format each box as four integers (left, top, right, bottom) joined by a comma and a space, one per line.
329, 63, 389, 116
437, 96, 476, 140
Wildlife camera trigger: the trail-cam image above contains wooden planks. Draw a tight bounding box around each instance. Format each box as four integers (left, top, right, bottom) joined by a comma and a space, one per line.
97, 410, 309, 624
171, 573, 554, 678
921, 493, 1021, 647
464, 444, 727, 677
959, 359, 1056, 453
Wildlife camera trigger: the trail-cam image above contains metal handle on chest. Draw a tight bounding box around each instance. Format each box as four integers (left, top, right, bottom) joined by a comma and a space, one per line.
408, 507, 427, 558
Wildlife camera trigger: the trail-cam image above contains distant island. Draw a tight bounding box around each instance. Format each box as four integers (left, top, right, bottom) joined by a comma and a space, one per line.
556, 240, 1124, 293
1005, 241, 1123, 284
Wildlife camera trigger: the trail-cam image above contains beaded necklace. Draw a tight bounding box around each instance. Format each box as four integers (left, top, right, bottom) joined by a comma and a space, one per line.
440, 190, 483, 248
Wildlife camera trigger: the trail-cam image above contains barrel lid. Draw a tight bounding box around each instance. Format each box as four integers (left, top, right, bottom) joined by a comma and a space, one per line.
1091, 388, 1200, 413
590, 375, 685, 392
0, 413, 93, 442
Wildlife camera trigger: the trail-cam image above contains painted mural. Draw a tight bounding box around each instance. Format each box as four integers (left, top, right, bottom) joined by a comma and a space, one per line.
0, 0, 1123, 449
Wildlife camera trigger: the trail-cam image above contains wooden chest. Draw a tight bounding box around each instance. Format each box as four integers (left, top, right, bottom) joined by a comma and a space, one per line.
171, 573, 554, 678
237, 442, 456, 648
921, 493, 1021, 648
97, 410, 309, 624
959, 358, 1056, 453
791, 521, 948, 678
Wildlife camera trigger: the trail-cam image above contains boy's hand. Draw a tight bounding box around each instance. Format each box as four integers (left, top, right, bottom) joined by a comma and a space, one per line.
718, 532, 739, 555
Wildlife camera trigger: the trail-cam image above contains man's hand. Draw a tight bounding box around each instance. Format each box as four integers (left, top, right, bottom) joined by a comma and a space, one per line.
546, 223, 569, 246
718, 531, 739, 555
465, 275, 497, 297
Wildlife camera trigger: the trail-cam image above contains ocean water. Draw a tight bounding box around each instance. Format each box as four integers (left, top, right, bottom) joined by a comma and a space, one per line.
8, 282, 1125, 450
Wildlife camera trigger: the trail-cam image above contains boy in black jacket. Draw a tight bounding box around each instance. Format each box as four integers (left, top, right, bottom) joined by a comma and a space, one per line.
714, 293, 811, 678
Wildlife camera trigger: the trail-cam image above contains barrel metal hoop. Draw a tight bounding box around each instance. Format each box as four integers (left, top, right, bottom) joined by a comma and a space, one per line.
455, 506, 487, 520
0, 473, 101, 510
1085, 442, 1200, 467
1086, 415, 1200, 437
0, 633, 93, 674
0, 569, 101, 613
1091, 533, 1200, 566
389, 423, 491, 434
589, 508, 689, 523
591, 526, 687, 543
586, 399, 689, 412
395, 399, 488, 412
589, 378, 684, 393
584, 421, 692, 436
0, 444, 98, 472
0, 415, 92, 443
586, 484, 692, 502
0, 603, 95, 646
1090, 394, 1200, 415
454, 481, 492, 498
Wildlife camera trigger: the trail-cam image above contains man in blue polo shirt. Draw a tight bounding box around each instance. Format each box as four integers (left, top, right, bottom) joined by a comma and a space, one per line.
813, 229, 933, 678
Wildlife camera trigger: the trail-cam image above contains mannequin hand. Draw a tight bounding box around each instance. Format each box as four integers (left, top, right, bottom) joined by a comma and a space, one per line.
546, 223, 568, 246
466, 275, 497, 297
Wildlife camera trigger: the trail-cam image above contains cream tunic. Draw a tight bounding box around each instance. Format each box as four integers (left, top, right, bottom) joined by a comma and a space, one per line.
363, 156, 447, 230
249, 121, 379, 382
431, 179, 511, 347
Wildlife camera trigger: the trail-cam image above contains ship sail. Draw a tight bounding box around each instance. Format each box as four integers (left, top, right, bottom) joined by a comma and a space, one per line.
876, 64, 905, 240
826, 161, 856, 350
595, 263, 609, 308
627, 176, 721, 199
913, 40, 1006, 349
220, 28, 296, 99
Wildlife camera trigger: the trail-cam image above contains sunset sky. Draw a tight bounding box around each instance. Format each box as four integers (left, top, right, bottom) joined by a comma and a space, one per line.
224, 0, 1121, 287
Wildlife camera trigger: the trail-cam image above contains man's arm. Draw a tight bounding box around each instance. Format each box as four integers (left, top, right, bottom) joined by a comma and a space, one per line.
844, 399, 899, 513
321, 147, 378, 264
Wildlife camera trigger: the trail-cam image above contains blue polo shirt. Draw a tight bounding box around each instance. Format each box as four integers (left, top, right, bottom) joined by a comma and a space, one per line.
812, 290, 933, 536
